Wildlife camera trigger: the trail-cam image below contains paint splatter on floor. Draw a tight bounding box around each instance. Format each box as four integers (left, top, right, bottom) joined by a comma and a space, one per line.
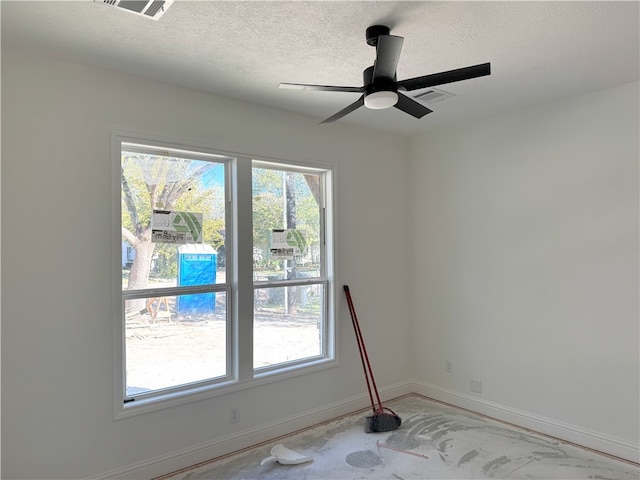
345, 450, 382, 468
158, 394, 640, 480
458, 449, 480, 466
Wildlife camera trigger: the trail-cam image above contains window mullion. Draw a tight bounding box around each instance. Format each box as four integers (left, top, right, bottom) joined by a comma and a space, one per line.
233, 157, 254, 382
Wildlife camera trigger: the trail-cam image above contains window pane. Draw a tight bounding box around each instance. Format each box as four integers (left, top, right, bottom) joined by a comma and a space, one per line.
121, 149, 227, 290
253, 284, 324, 368
125, 292, 227, 395
252, 168, 321, 281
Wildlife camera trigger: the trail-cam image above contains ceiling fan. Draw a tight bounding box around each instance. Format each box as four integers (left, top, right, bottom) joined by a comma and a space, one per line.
279, 25, 491, 124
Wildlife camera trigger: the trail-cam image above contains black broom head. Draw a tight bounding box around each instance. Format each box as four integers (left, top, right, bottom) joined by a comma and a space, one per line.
365, 410, 402, 433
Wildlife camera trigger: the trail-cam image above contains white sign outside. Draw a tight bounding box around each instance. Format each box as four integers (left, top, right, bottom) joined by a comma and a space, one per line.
270, 229, 306, 260
151, 210, 203, 244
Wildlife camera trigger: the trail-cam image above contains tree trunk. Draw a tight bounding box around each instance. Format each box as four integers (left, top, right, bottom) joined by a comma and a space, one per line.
285, 172, 297, 313
125, 229, 155, 312
127, 235, 155, 291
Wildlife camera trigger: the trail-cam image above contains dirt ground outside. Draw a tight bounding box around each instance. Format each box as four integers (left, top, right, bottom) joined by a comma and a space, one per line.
125, 300, 322, 394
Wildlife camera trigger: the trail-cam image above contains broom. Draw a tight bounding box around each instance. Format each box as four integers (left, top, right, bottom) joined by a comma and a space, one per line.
344, 285, 401, 433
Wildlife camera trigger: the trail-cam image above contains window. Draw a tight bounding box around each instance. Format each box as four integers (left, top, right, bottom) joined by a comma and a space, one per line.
113, 132, 335, 415
252, 164, 327, 370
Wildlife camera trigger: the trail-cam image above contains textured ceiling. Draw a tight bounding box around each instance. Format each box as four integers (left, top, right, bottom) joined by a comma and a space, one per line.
2, 1, 639, 136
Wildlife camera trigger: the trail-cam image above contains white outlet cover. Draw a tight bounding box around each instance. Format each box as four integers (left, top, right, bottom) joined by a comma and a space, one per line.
470, 380, 483, 394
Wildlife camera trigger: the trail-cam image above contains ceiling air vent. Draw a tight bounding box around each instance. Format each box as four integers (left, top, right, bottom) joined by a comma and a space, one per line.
414, 88, 455, 104
95, 0, 174, 20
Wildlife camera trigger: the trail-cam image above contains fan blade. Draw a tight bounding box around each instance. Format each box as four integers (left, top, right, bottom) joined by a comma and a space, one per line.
394, 92, 432, 119
320, 95, 365, 124
279, 82, 363, 93
373, 35, 404, 80
397, 62, 491, 91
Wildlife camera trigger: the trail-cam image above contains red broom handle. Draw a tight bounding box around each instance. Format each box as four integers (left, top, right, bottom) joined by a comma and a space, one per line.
344, 285, 384, 412
345, 287, 376, 413
344, 286, 376, 412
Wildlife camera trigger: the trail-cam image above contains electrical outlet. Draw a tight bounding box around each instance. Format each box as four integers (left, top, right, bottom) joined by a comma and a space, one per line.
470, 379, 483, 394
229, 407, 239, 423
445, 360, 453, 373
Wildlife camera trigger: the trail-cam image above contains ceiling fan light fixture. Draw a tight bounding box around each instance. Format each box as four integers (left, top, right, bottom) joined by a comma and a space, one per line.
278, 24, 490, 123
364, 90, 398, 109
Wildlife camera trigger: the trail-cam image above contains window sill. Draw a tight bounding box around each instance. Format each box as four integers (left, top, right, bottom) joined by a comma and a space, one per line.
115, 356, 338, 420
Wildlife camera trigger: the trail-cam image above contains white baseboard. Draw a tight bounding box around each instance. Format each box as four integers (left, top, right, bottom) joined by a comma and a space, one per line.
409, 380, 639, 464
90, 380, 637, 478
89, 381, 414, 479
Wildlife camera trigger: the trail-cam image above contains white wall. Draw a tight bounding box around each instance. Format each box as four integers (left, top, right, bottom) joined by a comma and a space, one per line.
409, 82, 640, 460
3, 46, 638, 478
1, 49, 413, 479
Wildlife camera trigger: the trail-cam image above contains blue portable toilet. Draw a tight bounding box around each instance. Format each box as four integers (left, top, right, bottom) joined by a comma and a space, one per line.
177, 244, 217, 316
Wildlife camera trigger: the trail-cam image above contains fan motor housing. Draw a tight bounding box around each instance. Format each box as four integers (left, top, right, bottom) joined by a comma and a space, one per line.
363, 66, 396, 94
366, 25, 391, 46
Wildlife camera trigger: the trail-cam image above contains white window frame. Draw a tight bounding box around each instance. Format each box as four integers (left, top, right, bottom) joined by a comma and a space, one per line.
111, 130, 337, 418
251, 160, 334, 376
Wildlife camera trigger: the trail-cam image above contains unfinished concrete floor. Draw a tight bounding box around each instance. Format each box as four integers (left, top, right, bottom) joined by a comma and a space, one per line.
158, 394, 639, 479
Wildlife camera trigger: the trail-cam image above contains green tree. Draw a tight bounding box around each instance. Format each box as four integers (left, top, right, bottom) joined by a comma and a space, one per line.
121, 153, 221, 291
251, 168, 320, 271
252, 168, 284, 267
